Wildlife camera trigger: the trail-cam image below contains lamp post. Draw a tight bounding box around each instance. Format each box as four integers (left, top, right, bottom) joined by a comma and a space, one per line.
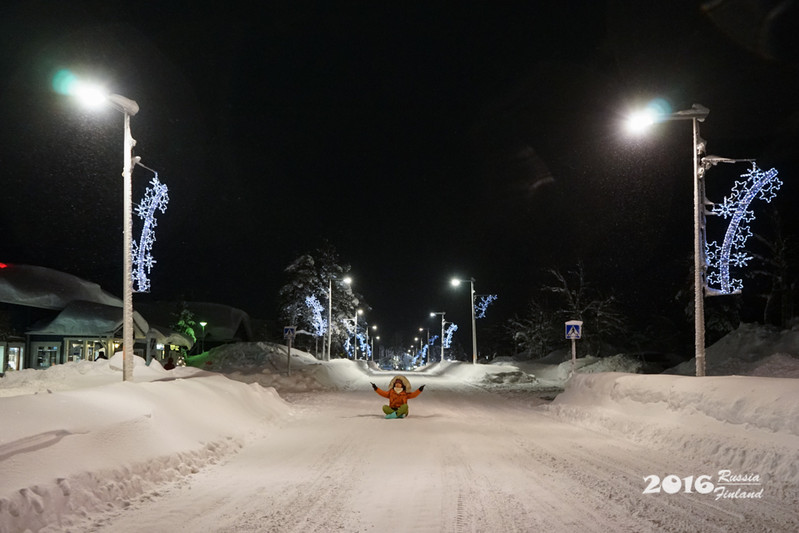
67, 80, 140, 381
419, 327, 429, 364
352, 309, 363, 359
370, 325, 377, 360
199, 321, 207, 353
430, 311, 446, 362
626, 103, 709, 377
451, 277, 478, 364
326, 276, 352, 361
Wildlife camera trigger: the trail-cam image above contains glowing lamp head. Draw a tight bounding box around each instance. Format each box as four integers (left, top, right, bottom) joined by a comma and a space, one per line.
451, 278, 461, 287
624, 98, 673, 134
625, 109, 657, 133
343, 276, 352, 285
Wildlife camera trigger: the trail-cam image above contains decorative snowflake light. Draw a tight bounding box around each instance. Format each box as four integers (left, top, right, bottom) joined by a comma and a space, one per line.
343, 333, 370, 359
475, 294, 498, 319
444, 323, 458, 349
705, 163, 781, 295
132, 175, 169, 292
305, 295, 327, 337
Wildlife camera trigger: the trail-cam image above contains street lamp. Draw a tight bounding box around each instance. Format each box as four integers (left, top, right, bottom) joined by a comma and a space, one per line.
419, 327, 429, 364
370, 325, 377, 360
199, 321, 207, 353
626, 103, 710, 377
430, 311, 446, 362
66, 77, 140, 381
326, 276, 352, 361
451, 277, 478, 364
352, 309, 363, 359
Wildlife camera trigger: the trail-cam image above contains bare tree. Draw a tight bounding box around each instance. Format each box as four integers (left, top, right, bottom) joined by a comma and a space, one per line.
750, 211, 797, 328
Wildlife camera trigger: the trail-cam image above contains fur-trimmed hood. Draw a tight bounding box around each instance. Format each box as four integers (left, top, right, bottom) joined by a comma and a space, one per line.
389, 375, 411, 390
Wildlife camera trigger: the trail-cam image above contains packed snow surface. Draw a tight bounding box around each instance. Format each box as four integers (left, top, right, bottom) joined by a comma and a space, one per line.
2, 325, 799, 532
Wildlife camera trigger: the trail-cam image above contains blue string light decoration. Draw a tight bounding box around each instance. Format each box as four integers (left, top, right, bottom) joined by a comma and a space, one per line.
304, 295, 327, 337
475, 294, 498, 319
132, 175, 169, 292
343, 333, 370, 359
444, 323, 458, 349
705, 163, 782, 295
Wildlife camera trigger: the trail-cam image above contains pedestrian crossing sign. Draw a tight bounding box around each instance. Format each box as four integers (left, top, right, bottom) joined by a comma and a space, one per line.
565, 320, 583, 340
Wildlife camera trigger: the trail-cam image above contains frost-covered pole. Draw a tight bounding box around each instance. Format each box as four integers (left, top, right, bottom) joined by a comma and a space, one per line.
451, 278, 478, 363
691, 115, 707, 377
60, 78, 139, 381
121, 110, 135, 381
109, 95, 140, 382
626, 103, 709, 377
663, 106, 708, 377
326, 278, 332, 361
431, 311, 446, 362
469, 279, 477, 364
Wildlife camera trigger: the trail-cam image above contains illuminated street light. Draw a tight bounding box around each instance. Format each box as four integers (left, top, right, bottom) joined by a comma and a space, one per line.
430, 311, 446, 362
625, 102, 710, 376
451, 277, 478, 364
326, 276, 351, 361
63, 75, 139, 381
352, 308, 364, 359
369, 325, 377, 360
419, 326, 429, 364
199, 321, 207, 353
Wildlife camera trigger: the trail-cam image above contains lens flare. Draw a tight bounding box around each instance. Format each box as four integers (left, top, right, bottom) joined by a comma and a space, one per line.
51, 69, 77, 95
52, 69, 108, 108
625, 98, 674, 133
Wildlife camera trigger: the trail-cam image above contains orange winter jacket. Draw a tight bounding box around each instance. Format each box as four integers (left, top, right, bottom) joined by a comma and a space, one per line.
375, 386, 422, 409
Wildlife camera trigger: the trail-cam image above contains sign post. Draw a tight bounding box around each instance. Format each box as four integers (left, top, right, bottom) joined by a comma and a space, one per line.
565, 320, 583, 377
283, 326, 296, 376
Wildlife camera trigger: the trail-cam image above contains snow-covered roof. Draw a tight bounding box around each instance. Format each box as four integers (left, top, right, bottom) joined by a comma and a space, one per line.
147, 325, 194, 349
136, 301, 252, 342
0, 263, 121, 310
26, 300, 149, 338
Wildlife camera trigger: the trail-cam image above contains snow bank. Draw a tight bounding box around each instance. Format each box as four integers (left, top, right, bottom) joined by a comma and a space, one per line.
546, 372, 799, 494
669, 322, 799, 375
0, 357, 290, 532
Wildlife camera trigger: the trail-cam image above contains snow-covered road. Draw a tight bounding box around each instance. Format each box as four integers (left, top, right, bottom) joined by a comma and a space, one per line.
81, 388, 793, 533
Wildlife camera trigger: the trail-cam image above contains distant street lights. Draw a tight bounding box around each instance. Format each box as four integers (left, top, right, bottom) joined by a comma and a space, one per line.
430, 311, 446, 362
626, 103, 710, 377
199, 321, 207, 353
65, 75, 140, 381
451, 277, 478, 364
326, 276, 351, 361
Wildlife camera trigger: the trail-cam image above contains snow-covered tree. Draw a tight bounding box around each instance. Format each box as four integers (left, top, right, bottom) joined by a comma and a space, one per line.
750, 211, 797, 328
278, 254, 324, 333
170, 301, 197, 357
505, 300, 559, 358
543, 263, 626, 356
278, 243, 369, 358
506, 264, 627, 358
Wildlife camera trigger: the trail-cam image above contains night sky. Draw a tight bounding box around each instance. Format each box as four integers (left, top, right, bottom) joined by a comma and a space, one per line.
1, 1, 797, 350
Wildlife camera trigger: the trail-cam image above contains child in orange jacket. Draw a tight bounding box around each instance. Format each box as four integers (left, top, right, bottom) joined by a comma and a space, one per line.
371, 375, 425, 418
